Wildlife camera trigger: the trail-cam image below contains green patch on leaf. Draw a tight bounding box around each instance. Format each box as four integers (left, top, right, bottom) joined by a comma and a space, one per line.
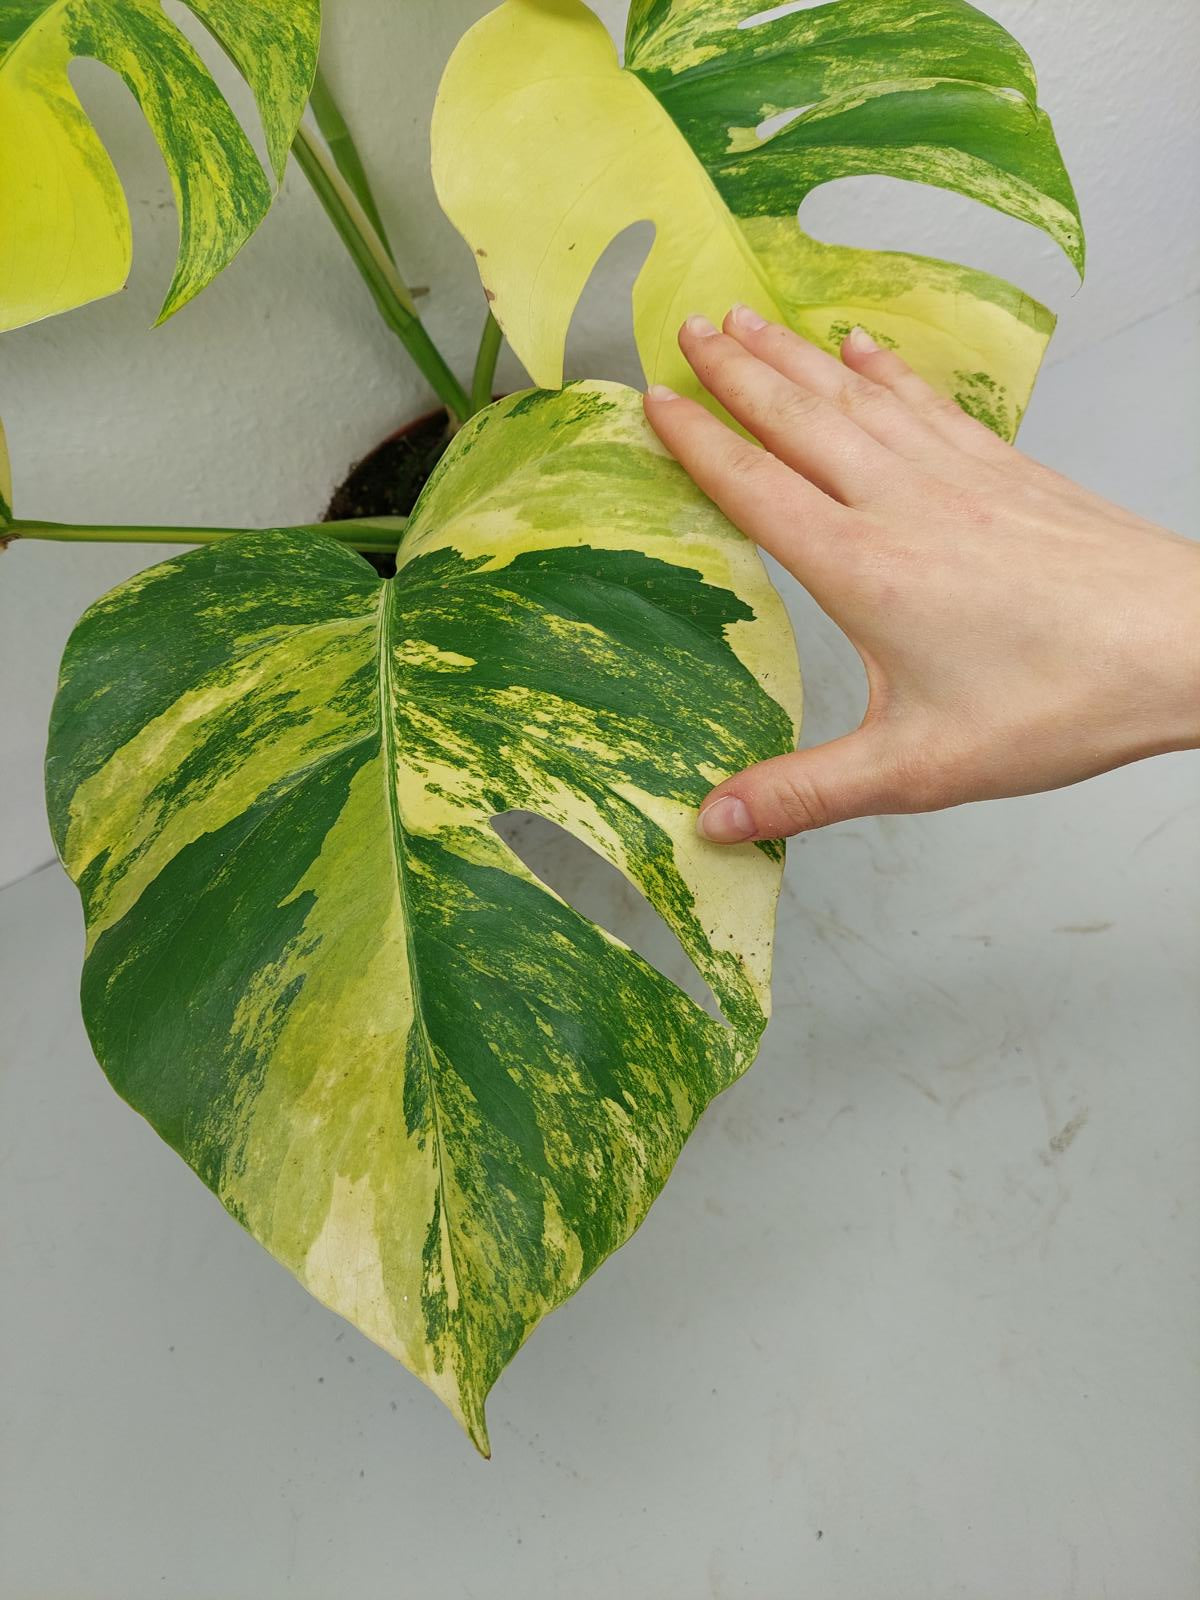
953, 368, 1013, 436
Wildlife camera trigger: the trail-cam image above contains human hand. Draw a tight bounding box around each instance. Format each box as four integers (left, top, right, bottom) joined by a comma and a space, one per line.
643, 309, 1200, 843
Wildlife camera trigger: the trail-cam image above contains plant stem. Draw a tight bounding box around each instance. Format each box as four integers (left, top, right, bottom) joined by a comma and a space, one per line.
292, 126, 471, 424
4, 518, 406, 555
307, 68, 395, 260
469, 311, 504, 416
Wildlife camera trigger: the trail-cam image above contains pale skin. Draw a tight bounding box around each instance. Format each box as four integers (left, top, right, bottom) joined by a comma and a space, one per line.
643, 307, 1200, 844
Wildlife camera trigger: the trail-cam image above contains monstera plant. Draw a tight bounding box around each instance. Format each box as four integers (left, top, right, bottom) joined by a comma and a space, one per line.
2, 0, 1081, 1452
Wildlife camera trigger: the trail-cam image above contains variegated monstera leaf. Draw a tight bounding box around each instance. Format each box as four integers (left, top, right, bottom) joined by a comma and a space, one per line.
0, 0, 320, 330
433, 0, 1083, 439
47, 383, 801, 1453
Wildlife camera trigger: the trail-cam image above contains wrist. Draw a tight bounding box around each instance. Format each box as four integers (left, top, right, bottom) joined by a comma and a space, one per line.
1134, 537, 1200, 757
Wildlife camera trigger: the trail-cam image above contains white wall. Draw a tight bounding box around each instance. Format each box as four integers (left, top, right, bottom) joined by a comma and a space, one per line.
1, 0, 1198, 886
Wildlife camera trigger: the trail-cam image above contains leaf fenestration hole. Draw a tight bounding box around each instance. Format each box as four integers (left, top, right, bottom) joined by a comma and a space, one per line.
563, 219, 656, 390
491, 811, 729, 1027
756, 104, 816, 141
739, 0, 838, 30
796, 175, 1078, 306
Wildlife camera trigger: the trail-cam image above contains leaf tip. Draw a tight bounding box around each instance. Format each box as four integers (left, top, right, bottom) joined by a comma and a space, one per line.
1071, 229, 1087, 282
461, 1407, 492, 1459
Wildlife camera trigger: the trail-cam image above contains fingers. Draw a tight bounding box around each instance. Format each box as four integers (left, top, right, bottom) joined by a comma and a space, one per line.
697, 725, 911, 842
839, 326, 1014, 464
676, 314, 919, 509
642, 385, 851, 578
721, 307, 988, 486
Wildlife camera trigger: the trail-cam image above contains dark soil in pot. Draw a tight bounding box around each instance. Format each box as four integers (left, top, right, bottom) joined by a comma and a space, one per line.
323, 408, 454, 577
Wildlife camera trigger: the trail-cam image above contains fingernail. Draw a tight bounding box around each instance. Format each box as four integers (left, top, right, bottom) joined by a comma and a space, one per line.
645, 384, 679, 402
731, 303, 768, 331
696, 795, 754, 843
847, 326, 878, 354
684, 314, 719, 338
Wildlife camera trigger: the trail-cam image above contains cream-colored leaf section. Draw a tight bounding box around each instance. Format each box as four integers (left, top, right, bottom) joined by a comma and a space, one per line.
0, 9, 129, 331
735, 213, 1051, 435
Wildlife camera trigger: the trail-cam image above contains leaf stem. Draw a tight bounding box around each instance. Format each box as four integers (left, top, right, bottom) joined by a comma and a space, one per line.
292, 126, 471, 424
469, 310, 504, 416
4, 518, 406, 556
307, 68, 395, 259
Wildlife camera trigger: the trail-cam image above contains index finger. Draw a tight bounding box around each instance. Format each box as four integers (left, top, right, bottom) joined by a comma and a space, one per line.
643, 385, 852, 581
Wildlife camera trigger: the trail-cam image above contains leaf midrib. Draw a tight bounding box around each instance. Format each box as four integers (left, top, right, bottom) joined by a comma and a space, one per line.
375, 578, 466, 1374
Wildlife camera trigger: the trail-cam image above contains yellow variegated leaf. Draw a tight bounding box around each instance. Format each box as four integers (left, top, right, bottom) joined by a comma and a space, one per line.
432, 0, 1084, 439
46, 383, 801, 1453
0, 0, 321, 330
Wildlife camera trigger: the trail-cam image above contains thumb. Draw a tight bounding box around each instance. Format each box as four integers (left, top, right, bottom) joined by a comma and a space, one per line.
697, 727, 904, 842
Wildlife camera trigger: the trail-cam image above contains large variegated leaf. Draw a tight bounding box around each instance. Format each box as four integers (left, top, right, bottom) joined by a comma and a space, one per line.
0, 0, 320, 330
432, 0, 1083, 439
46, 382, 800, 1453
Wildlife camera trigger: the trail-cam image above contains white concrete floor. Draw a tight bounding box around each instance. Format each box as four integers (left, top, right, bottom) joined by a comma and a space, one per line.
1, 298, 1197, 1597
